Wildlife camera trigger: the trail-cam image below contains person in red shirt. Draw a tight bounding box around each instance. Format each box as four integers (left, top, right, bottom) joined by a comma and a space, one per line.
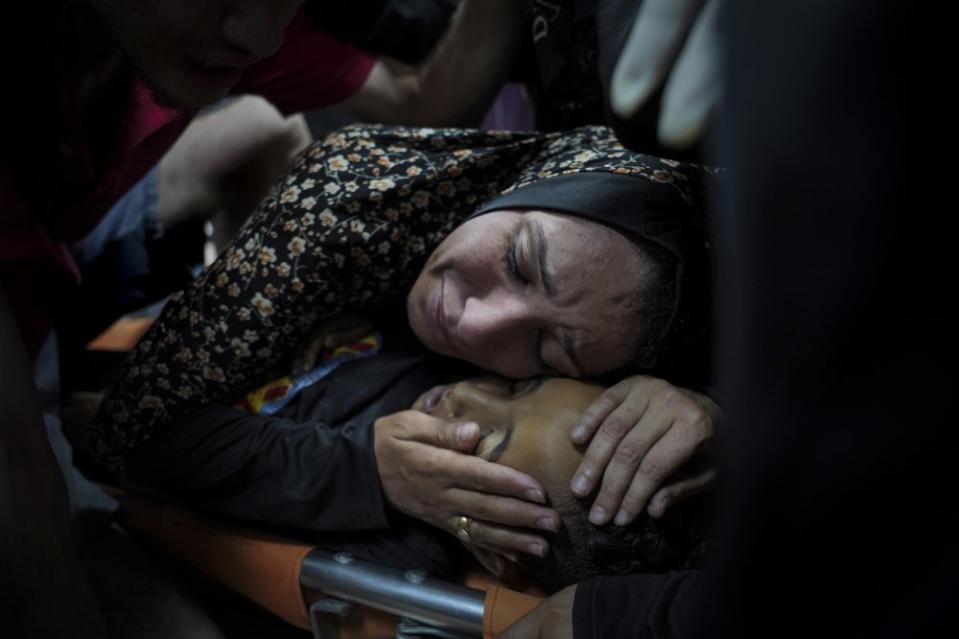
0, 2, 443, 637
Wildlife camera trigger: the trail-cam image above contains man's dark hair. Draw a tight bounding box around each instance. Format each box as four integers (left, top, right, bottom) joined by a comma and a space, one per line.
518, 490, 709, 593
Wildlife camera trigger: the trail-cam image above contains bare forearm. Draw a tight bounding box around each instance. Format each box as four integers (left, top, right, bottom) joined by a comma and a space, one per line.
0, 285, 105, 638
344, 0, 526, 126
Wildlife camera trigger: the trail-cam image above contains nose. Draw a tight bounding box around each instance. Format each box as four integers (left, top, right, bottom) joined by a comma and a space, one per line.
221, 1, 298, 59
456, 293, 537, 353
447, 377, 510, 419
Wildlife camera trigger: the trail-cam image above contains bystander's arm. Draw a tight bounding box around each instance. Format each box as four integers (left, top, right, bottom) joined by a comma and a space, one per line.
341, 0, 526, 126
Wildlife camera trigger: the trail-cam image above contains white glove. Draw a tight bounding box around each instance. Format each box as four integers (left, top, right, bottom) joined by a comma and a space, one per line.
610, 0, 722, 149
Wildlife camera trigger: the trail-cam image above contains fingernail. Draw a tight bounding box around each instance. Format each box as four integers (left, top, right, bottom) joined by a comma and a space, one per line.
650, 496, 669, 519
571, 424, 587, 441
571, 473, 589, 496
537, 516, 559, 532
456, 422, 477, 444
525, 488, 546, 504
588, 505, 607, 525
614, 509, 630, 526
527, 543, 547, 558
611, 69, 655, 119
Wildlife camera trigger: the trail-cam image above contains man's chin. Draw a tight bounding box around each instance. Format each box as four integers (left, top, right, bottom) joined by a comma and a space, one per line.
132, 62, 229, 110
144, 77, 227, 110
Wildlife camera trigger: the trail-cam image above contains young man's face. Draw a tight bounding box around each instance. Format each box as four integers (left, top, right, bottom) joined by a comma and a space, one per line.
412, 376, 606, 506
90, 0, 300, 108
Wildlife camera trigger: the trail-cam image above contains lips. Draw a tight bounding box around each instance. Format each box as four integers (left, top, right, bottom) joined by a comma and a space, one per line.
430, 275, 456, 353
181, 54, 245, 89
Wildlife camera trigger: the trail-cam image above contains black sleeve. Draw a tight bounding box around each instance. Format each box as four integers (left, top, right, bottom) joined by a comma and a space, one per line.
123, 404, 391, 532
304, 0, 456, 63
572, 571, 705, 639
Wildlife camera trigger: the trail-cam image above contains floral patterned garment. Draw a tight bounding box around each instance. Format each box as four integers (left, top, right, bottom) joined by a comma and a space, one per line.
90, 124, 709, 474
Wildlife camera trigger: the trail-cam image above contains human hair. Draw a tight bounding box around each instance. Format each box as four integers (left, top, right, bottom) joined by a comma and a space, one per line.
518, 490, 709, 594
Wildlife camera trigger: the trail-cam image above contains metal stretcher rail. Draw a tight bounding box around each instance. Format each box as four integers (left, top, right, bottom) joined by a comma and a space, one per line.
301, 550, 487, 635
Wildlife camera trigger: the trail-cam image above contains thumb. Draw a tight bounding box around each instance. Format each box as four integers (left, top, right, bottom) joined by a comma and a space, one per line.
442, 419, 481, 452
400, 410, 480, 452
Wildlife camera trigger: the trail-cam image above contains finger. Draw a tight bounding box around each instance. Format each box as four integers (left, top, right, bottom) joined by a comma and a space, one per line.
613, 419, 711, 525
571, 390, 664, 502
468, 542, 519, 567
569, 379, 633, 444
458, 518, 550, 559
434, 449, 549, 505
658, 0, 722, 148
460, 541, 506, 576
447, 487, 559, 532
647, 467, 716, 518
585, 410, 674, 525
393, 409, 483, 453
610, 0, 707, 119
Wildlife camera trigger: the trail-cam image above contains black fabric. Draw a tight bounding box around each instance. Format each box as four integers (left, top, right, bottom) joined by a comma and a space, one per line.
526, 0, 606, 132
124, 337, 470, 576
573, 572, 704, 639
125, 337, 455, 532
697, 1, 958, 637
525, 0, 703, 162
304, 0, 456, 64
574, 2, 957, 638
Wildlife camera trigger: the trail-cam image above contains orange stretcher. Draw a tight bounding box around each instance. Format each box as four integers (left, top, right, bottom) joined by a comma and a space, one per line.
112, 490, 543, 639
89, 318, 544, 638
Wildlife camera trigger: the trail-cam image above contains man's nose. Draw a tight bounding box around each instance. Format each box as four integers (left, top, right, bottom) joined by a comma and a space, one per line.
221, 1, 298, 60
448, 378, 505, 416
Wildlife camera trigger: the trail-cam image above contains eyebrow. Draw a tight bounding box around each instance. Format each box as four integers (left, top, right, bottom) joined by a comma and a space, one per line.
486, 422, 514, 464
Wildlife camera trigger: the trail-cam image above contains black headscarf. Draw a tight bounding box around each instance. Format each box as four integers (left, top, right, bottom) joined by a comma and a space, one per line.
94, 125, 714, 463
470, 126, 715, 381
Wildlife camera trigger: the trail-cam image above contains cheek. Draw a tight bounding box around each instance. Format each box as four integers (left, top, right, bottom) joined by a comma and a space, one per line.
434, 216, 511, 273
405, 273, 433, 340
407, 268, 431, 308
499, 444, 574, 505
495, 447, 537, 476
539, 419, 586, 487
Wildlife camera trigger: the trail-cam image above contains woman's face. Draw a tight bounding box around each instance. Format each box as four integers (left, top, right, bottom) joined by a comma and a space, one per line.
406, 210, 649, 379
411, 376, 606, 503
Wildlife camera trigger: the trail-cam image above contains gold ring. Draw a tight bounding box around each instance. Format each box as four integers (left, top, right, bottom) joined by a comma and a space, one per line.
454, 515, 472, 543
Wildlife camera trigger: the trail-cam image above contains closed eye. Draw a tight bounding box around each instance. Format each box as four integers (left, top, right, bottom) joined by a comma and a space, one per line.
510, 378, 545, 397
503, 231, 529, 285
